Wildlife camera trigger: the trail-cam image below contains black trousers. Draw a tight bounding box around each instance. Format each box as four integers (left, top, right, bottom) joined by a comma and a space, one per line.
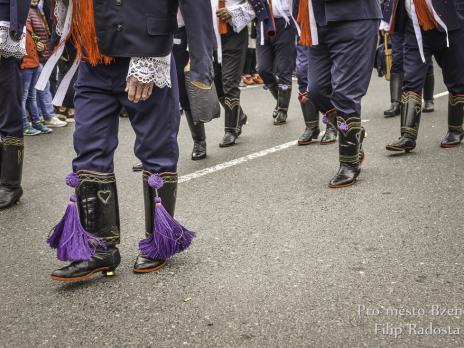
403, 19, 464, 95
0, 57, 23, 138
218, 26, 248, 99
256, 18, 297, 86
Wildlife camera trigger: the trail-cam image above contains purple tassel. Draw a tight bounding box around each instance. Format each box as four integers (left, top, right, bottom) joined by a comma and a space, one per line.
47, 173, 106, 262
322, 116, 328, 125
339, 122, 349, 132
139, 174, 196, 260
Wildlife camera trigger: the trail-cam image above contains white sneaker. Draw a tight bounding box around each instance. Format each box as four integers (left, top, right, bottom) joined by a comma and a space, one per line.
44, 116, 68, 128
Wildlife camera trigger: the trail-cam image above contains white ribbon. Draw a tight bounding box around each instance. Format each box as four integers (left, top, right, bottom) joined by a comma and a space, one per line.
52, 58, 79, 106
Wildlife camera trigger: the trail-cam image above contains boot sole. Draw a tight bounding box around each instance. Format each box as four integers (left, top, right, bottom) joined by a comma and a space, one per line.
191, 155, 207, 160
219, 142, 236, 148
298, 139, 316, 146
440, 143, 461, 149
273, 121, 287, 126
50, 267, 115, 281
385, 145, 415, 153
320, 140, 336, 145
328, 179, 357, 189
133, 260, 167, 274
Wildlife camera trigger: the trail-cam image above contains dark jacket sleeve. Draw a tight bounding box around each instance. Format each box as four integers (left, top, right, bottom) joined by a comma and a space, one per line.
9, 0, 31, 35
179, 0, 215, 86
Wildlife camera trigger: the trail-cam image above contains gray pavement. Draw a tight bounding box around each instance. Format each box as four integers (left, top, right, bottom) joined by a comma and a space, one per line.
1, 71, 463, 348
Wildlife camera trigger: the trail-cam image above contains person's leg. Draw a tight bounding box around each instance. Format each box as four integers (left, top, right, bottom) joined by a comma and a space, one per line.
306, 26, 337, 145
386, 20, 432, 152
325, 19, 378, 188
29, 66, 52, 134
422, 60, 435, 112
0, 57, 24, 209
384, 32, 404, 117
51, 61, 123, 281
20, 68, 40, 135
431, 27, 464, 147
272, 19, 297, 125
219, 27, 249, 147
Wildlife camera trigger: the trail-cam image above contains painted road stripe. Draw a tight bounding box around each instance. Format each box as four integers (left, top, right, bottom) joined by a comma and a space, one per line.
179, 91, 449, 184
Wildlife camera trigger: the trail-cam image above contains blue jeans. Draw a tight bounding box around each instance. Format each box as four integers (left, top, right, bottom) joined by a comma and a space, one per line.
21, 67, 41, 125
36, 64, 54, 120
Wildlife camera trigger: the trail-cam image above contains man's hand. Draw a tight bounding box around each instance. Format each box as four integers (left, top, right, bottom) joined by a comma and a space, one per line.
36, 41, 45, 52
216, 8, 232, 21
125, 76, 154, 103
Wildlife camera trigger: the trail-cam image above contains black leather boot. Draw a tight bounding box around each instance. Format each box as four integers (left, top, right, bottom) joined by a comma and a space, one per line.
441, 94, 464, 148
320, 109, 338, 145
384, 73, 403, 118
422, 73, 435, 113
386, 91, 421, 152
133, 171, 178, 273
329, 114, 363, 188
298, 93, 320, 145
51, 171, 121, 281
269, 84, 279, 118
185, 110, 207, 160
0, 136, 24, 209
220, 96, 246, 147
274, 85, 291, 125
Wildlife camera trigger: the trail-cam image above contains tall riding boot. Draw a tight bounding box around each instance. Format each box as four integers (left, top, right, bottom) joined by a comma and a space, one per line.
329, 114, 363, 188
220, 96, 246, 147
384, 73, 403, 118
185, 110, 207, 160
441, 94, 464, 148
133, 171, 178, 273
298, 92, 320, 145
268, 84, 279, 118
422, 73, 435, 113
0, 136, 24, 209
320, 109, 338, 145
386, 91, 421, 152
274, 85, 291, 125
51, 171, 121, 281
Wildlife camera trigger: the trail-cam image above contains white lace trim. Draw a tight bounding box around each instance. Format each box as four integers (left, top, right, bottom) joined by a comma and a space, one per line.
228, 2, 256, 33
127, 55, 172, 88
54, 0, 68, 37
0, 21, 26, 59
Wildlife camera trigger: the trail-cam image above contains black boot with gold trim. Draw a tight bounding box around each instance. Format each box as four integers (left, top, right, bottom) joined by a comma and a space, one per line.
320, 109, 338, 145
441, 94, 464, 148
0, 136, 24, 209
219, 96, 247, 147
329, 114, 362, 188
384, 73, 403, 118
133, 171, 178, 273
274, 85, 291, 125
298, 92, 320, 145
50, 171, 121, 281
386, 91, 421, 153
269, 84, 279, 119
422, 73, 435, 113
185, 110, 207, 160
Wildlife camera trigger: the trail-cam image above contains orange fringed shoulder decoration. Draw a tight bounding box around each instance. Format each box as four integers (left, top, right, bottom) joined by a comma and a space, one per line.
297, 0, 312, 47
70, 0, 112, 66
413, 0, 438, 31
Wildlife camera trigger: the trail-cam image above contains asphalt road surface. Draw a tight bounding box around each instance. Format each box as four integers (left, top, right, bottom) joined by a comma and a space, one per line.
1, 70, 463, 348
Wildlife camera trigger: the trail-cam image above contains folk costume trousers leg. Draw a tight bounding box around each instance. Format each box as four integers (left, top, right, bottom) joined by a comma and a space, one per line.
72, 57, 180, 174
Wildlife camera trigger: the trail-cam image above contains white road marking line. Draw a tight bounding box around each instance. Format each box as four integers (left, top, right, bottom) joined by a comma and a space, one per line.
179, 91, 449, 184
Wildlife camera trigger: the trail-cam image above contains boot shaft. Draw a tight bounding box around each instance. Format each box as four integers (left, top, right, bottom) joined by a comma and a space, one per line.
0, 136, 24, 188
143, 171, 178, 236
185, 110, 206, 142
299, 93, 319, 126
223, 96, 241, 133
400, 91, 422, 139
423, 73, 435, 101
390, 73, 403, 103
76, 171, 120, 245
448, 94, 464, 129
336, 114, 362, 165
277, 85, 292, 111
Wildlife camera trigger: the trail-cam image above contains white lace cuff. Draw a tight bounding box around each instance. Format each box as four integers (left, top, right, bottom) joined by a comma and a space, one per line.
0, 21, 26, 59
127, 55, 172, 88
54, 0, 68, 37
379, 20, 390, 32
228, 3, 256, 33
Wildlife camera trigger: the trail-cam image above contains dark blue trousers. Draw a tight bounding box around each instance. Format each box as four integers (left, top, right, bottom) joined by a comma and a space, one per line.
390, 32, 433, 76
306, 19, 379, 116
403, 20, 464, 95
256, 18, 297, 86
72, 57, 180, 173
296, 45, 309, 93
0, 58, 23, 138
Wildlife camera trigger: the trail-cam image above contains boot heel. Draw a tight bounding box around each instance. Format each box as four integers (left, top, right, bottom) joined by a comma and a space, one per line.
102, 269, 116, 277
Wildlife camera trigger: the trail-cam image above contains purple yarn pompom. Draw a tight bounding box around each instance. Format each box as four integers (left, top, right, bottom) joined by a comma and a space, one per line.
339, 122, 349, 132
148, 174, 164, 190
322, 116, 328, 125
65, 172, 80, 188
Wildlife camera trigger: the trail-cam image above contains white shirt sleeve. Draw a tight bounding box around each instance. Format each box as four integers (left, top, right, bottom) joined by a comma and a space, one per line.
127, 55, 172, 88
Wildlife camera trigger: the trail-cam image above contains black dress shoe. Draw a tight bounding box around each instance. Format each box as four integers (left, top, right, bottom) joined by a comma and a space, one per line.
133, 254, 167, 273
320, 125, 337, 144
51, 247, 121, 281
440, 95, 463, 148
192, 141, 207, 160
132, 163, 143, 172
298, 126, 320, 145
384, 102, 401, 118
385, 136, 416, 152
329, 163, 361, 188
0, 186, 23, 209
